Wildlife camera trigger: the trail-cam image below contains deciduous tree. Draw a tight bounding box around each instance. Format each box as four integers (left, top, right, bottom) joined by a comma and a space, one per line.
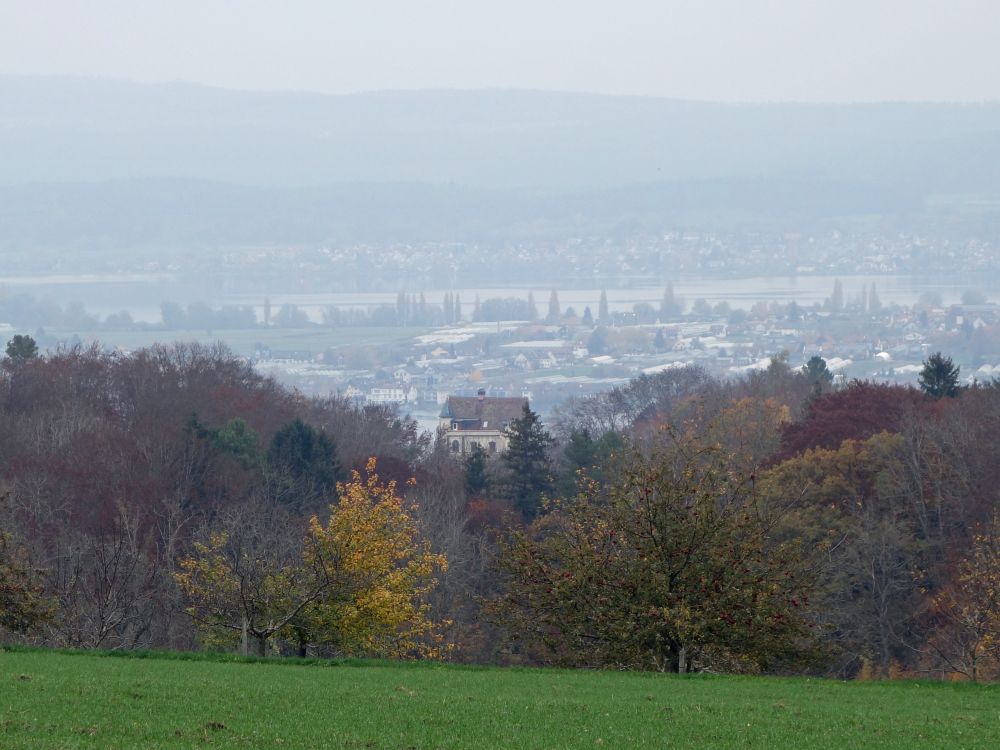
493, 433, 821, 672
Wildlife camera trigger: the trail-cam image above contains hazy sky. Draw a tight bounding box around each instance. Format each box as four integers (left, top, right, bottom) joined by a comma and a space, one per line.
2, 0, 998, 102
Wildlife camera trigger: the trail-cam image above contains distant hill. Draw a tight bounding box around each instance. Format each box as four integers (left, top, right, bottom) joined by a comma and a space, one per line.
1, 77, 999, 248
3, 76, 1000, 191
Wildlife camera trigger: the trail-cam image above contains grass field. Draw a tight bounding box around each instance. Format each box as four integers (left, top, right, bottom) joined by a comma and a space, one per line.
1, 649, 998, 749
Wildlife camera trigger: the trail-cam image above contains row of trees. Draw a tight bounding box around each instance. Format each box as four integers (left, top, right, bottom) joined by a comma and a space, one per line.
2, 338, 999, 678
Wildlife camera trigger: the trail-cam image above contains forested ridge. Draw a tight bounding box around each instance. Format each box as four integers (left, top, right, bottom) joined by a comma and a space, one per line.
1, 342, 999, 680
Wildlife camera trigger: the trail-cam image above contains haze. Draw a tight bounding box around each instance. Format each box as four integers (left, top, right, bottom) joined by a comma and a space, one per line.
2, 0, 999, 103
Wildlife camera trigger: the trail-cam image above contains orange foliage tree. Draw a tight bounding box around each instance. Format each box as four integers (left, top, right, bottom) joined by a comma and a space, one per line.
176, 459, 447, 658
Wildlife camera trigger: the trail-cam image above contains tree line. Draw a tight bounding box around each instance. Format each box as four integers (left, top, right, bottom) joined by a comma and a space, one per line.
2, 339, 999, 680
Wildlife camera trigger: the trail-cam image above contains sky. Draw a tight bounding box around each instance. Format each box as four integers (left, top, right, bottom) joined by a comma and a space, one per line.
1, 0, 998, 102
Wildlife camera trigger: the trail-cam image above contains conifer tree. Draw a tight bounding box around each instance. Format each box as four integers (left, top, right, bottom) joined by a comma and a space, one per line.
502, 404, 554, 520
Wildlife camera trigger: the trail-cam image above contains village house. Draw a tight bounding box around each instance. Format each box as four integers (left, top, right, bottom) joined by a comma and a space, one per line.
439, 389, 527, 456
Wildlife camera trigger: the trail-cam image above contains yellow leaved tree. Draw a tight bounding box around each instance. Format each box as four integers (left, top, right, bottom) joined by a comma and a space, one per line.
176, 458, 447, 658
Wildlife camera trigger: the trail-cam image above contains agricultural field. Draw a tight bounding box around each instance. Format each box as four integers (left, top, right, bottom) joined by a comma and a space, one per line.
1, 649, 998, 748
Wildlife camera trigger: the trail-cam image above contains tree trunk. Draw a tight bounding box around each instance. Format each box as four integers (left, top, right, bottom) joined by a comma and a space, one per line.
677, 646, 688, 674
241, 617, 249, 657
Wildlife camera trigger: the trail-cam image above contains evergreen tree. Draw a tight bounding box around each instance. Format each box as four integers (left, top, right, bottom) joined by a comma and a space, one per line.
443, 292, 453, 324
502, 404, 554, 520
527, 292, 538, 321
464, 443, 490, 498
803, 355, 834, 397
598, 289, 610, 324
547, 290, 561, 322
918, 352, 962, 399
266, 419, 342, 511
831, 279, 844, 313
582, 306, 594, 326
4, 334, 38, 363
557, 428, 623, 497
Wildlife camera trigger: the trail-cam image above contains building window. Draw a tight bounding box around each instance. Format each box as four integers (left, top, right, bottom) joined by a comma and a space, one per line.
450, 440, 460, 453
489, 441, 497, 454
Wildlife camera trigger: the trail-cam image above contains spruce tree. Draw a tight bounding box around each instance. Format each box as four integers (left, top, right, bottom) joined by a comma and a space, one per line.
502, 403, 554, 520
918, 352, 961, 399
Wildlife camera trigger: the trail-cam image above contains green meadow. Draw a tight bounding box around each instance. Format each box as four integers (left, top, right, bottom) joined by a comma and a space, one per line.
1, 649, 998, 749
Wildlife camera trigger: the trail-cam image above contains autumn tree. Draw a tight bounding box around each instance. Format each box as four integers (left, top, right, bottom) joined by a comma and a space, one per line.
176, 460, 447, 658
493, 432, 821, 673
760, 432, 927, 677
175, 504, 326, 656
0, 502, 53, 636
297, 459, 448, 658
923, 518, 1000, 681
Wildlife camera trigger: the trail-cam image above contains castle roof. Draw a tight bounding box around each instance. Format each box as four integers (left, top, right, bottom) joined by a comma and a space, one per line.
440, 395, 527, 431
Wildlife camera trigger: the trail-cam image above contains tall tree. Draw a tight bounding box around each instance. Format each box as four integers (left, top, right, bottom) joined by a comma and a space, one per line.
803, 355, 834, 397
463, 443, 490, 498
924, 517, 1000, 681
0, 512, 53, 636
176, 461, 447, 658
660, 282, 682, 318
831, 279, 844, 313
266, 419, 342, 511
919, 352, 962, 399
598, 289, 610, 325
527, 292, 538, 321
547, 290, 561, 322
494, 433, 821, 673
502, 404, 554, 520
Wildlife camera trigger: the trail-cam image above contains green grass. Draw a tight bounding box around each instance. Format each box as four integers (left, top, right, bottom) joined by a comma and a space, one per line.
1, 649, 998, 749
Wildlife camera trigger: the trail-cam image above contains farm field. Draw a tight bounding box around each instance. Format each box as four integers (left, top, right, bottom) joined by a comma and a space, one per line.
1, 649, 998, 748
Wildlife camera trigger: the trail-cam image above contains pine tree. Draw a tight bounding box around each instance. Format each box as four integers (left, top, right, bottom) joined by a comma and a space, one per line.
918, 352, 962, 399
502, 404, 554, 520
